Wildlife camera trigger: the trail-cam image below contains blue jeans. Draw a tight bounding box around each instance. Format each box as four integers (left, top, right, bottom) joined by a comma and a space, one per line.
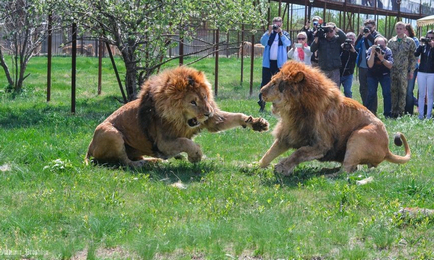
367, 74, 391, 118
340, 74, 353, 98
405, 68, 418, 115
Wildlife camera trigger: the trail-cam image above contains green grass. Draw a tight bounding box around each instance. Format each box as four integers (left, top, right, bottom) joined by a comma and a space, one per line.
0, 56, 433, 259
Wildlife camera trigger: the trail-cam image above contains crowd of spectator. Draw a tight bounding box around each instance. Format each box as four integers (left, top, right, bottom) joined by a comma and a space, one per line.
257, 16, 432, 120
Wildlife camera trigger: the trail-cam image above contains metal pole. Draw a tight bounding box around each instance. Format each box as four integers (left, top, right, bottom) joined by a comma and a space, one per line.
215, 28, 219, 96
71, 22, 77, 114
249, 34, 254, 96
46, 12, 52, 102
179, 35, 184, 65
240, 24, 245, 84
98, 38, 103, 95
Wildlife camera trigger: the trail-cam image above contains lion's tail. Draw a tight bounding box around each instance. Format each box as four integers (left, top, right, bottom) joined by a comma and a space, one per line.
385, 132, 410, 164
84, 143, 93, 166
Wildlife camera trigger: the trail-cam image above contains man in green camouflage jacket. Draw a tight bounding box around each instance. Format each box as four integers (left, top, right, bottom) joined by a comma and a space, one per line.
387, 21, 417, 118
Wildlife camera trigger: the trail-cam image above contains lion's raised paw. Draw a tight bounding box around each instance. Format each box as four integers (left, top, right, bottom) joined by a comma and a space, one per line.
247, 117, 269, 132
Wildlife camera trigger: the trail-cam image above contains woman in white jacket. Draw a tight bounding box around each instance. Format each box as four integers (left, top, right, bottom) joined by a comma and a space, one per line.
287, 32, 312, 65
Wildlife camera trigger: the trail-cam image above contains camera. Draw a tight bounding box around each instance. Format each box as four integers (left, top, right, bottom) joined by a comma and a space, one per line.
343, 39, 352, 51
316, 25, 329, 38
420, 37, 431, 44
363, 27, 370, 34
375, 46, 385, 55
313, 20, 319, 26
272, 24, 279, 31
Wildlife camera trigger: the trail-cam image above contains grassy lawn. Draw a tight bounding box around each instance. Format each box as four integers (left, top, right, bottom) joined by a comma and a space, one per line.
0, 55, 433, 259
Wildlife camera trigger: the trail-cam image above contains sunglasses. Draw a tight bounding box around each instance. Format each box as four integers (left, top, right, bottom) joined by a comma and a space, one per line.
297, 38, 306, 40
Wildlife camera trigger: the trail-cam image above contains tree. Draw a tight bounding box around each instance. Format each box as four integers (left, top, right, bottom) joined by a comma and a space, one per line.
64, 0, 268, 101
0, 0, 55, 92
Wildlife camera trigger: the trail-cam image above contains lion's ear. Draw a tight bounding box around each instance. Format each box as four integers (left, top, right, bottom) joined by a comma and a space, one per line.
293, 71, 305, 83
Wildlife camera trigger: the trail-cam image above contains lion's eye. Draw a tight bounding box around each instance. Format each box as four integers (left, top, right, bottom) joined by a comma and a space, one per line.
191, 100, 197, 106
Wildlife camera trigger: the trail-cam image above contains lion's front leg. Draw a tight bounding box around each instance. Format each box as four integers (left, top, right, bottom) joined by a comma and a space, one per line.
276, 145, 327, 176
158, 137, 203, 163
259, 139, 290, 168
205, 111, 269, 132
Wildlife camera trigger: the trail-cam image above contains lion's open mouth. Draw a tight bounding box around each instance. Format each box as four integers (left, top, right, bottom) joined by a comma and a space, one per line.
188, 118, 200, 127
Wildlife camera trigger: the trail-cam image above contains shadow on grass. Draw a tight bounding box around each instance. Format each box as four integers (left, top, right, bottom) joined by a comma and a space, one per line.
274, 166, 344, 187
0, 95, 123, 129
90, 158, 218, 185
242, 164, 345, 188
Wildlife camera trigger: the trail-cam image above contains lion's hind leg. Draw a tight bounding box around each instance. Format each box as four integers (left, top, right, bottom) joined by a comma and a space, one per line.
342, 125, 388, 173
87, 122, 138, 167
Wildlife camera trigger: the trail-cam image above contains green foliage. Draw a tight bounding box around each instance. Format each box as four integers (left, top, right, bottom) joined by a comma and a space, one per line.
0, 56, 433, 259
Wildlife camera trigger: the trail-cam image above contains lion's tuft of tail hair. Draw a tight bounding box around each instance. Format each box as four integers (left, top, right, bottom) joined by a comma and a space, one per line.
385, 132, 411, 164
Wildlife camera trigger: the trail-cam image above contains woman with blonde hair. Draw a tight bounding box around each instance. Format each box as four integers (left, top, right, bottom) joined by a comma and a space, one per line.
287, 32, 312, 65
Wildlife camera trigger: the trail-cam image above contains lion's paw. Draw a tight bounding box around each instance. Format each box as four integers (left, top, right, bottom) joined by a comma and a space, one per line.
274, 163, 293, 176
188, 150, 203, 163
246, 116, 269, 132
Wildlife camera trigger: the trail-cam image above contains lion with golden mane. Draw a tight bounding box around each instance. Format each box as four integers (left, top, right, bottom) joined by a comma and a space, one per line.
259, 61, 410, 174
85, 66, 269, 167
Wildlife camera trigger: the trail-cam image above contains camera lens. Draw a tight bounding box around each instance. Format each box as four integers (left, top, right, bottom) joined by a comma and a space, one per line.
272, 24, 278, 30
363, 28, 370, 33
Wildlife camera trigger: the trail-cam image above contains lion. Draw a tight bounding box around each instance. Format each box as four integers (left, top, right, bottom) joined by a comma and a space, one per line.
85, 66, 269, 167
258, 61, 410, 175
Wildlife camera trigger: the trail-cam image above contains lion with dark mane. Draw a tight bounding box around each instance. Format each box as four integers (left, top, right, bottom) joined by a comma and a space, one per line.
259, 61, 410, 174
86, 66, 269, 167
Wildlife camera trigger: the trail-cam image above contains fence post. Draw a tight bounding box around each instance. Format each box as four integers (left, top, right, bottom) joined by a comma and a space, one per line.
71, 22, 77, 114
179, 35, 184, 65
250, 34, 254, 96
240, 24, 245, 84
215, 28, 219, 96
98, 38, 103, 95
46, 11, 52, 102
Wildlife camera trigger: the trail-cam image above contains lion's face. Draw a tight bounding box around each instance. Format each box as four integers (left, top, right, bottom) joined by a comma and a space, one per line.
262, 70, 305, 101
183, 90, 215, 128
261, 76, 285, 103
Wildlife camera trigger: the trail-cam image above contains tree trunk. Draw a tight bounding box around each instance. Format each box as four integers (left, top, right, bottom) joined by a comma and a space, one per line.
125, 62, 137, 101
0, 49, 14, 88
122, 44, 138, 101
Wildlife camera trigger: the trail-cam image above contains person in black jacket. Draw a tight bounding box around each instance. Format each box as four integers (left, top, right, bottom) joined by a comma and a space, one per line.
415, 30, 434, 119
310, 22, 347, 86
339, 32, 358, 98
355, 19, 381, 110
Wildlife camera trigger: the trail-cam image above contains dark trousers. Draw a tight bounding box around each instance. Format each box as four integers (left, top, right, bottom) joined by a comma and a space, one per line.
259, 60, 279, 102
359, 67, 377, 112
405, 68, 418, 115
367, 74, 392, 118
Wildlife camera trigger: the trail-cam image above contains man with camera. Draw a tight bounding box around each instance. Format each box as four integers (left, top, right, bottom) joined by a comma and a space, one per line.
414, 30, 434, 119
258, 16, 291, 112
339, 32, 358, 98
387, 21, 417, 118
355, 19, 381, 111
300, 16, 322, 66
310, 22, 347, 86
366, 36, 393, 118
